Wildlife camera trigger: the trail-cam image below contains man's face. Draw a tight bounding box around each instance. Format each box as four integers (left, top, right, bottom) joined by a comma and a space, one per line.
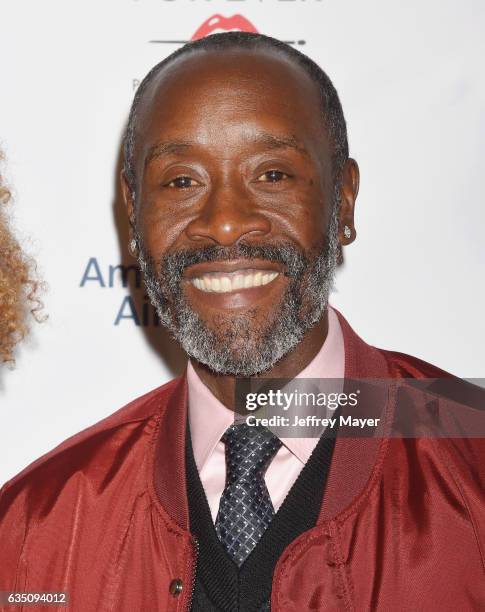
126, 49, 344, 375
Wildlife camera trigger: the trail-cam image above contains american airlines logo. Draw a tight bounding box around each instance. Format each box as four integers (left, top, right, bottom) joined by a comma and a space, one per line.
79, 258, 160, 327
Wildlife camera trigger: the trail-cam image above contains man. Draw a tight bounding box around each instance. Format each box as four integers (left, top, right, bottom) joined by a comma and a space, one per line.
1, 33, 484, 611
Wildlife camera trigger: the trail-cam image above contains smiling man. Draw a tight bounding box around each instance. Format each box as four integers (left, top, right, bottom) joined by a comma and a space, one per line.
1, 33, 484, 612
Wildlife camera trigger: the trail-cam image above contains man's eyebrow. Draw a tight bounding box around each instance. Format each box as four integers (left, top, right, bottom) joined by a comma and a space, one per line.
251, 133, 311, 158
145, 141, 193, 166
144, 134, 311, 166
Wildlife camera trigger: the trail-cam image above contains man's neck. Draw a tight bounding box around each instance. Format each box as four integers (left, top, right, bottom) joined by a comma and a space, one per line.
190, 309, 329, 411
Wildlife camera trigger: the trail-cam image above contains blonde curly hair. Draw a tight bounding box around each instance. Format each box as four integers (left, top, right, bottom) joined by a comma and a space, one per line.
0, 152, 44, 364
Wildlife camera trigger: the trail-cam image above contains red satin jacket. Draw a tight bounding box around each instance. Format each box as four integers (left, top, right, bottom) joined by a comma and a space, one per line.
1, 311, 484, 611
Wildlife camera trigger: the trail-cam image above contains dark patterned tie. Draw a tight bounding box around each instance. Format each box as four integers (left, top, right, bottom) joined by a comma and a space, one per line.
215, 423, 282, 566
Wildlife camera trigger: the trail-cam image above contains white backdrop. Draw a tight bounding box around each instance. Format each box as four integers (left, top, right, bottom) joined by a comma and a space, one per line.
1, 0, 484, 485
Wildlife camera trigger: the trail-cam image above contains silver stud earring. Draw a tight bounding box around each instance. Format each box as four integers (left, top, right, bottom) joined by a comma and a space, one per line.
344, 225, 352, 239
129, 238, 138, 256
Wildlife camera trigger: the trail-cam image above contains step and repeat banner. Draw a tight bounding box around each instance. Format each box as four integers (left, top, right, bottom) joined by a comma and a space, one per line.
1, 0, 484, 484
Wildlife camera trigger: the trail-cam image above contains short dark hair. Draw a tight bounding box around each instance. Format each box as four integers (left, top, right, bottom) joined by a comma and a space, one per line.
123, 32, 349, 194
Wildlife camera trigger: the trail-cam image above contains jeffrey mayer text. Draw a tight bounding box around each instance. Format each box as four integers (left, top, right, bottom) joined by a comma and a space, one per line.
246, 414, 380, 429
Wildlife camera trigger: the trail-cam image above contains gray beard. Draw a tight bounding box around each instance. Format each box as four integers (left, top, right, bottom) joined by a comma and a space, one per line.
137, 199, 340, 376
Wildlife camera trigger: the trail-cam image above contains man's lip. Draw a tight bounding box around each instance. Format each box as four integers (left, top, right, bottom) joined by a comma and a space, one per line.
183, 259, 283, 280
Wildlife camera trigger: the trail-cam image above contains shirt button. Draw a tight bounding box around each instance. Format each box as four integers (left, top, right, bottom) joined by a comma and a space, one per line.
169, 578, 183, 596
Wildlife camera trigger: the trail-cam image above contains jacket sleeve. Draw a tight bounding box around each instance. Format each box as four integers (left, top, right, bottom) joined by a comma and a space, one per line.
439, 436, 485, 572
0, 479, 31, 592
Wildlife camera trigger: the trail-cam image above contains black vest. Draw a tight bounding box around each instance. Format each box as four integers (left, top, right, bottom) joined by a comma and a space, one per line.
185, 421, 337, 612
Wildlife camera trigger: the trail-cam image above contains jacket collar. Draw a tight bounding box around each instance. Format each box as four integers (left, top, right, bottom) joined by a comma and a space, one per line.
319, 309, 393, 521
152, 308, 393, 530
153, 374, 191, 530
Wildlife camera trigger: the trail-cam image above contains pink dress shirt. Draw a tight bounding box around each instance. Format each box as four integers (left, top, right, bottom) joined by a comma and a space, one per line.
187, 305, 345, 521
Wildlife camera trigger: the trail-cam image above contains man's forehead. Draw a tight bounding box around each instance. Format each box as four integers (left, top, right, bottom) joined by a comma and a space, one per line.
129, 46, 332, 180
138, 47, 321, 119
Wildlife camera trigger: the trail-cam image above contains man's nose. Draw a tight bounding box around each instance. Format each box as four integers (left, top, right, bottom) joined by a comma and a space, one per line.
185, 188, 271, 246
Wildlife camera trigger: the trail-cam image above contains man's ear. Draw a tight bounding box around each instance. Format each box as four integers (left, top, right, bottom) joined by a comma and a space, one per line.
338, 158, 359, 246
120, 170, 138, 258
120, 169, 135, 224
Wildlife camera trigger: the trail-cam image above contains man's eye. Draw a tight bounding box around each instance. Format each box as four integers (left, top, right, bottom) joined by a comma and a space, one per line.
166, 176, 198, 189
257, 170, 290, 183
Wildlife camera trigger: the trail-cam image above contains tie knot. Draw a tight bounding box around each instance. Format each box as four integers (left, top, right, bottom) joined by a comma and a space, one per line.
222, 423, 282, 481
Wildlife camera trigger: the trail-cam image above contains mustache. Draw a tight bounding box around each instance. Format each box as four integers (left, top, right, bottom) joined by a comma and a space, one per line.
143, 242, 310, 293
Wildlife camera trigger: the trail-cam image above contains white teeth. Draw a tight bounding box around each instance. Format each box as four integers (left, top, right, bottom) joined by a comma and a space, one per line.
232, 275, 244, 290
220, 277, 231, 292
190, 271, 279, 293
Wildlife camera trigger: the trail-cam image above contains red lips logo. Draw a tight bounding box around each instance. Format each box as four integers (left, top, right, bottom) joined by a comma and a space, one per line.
191, 14, 258, 40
